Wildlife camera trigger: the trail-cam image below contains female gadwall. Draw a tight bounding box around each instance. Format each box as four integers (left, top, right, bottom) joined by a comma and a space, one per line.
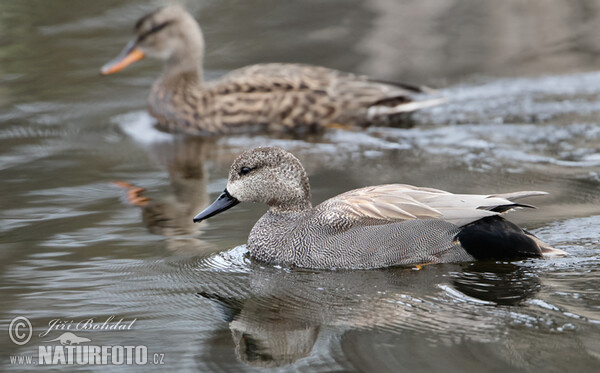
193, 147, 565, 269
101, 5, 443, 135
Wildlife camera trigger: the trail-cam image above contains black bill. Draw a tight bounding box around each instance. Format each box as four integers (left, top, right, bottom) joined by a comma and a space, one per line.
193, 189, 239, 223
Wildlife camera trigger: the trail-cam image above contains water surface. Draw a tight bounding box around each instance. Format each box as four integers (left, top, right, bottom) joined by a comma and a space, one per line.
1, 1, 599, 371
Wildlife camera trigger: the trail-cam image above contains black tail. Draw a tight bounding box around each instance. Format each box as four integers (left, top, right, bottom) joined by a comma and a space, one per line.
455, 216, 543, 261
367, 78, 434, 94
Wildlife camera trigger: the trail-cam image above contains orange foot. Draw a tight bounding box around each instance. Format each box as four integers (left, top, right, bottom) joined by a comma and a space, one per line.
112, 181, 151, 207
413, 262, 433, 270
325, 122, 356, 131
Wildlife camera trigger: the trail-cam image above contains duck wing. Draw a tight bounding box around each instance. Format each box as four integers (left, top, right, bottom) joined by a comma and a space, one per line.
209, 63, 427, 105
317, 184, 547, 228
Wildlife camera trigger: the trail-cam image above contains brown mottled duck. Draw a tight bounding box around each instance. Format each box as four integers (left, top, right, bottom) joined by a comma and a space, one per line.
101, 5, 444, 136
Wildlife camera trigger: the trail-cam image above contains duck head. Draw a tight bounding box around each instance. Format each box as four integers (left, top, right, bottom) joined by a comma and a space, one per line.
101, 5, 205, 75
194, 147, 312, 223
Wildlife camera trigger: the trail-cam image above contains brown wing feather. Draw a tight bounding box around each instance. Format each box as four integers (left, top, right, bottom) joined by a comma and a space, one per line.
208, 63, 420, 103
198, 63, 425, 131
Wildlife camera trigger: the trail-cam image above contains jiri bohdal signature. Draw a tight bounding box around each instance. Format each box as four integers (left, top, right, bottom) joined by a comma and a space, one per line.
39, 316, 137, 338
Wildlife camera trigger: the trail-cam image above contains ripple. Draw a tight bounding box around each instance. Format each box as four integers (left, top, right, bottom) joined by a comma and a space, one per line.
533, 215, 600, 249
0, 126, 63, 140
365, 122, 600, 171
418, 71, 600, 125
196, 245, 252, 273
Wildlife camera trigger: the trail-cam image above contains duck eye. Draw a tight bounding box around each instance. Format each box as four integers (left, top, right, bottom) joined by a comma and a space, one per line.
240, 167, 252, 176
137, 21, 173, 42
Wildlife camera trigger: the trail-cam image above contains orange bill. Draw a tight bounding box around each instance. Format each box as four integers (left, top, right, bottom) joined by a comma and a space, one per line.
101, 40, 145, 75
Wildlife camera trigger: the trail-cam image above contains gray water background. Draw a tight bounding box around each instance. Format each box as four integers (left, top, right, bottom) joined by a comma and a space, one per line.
1, 0, 599, 371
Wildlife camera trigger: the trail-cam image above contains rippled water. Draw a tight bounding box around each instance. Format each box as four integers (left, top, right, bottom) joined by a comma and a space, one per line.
1, 1, 600, 371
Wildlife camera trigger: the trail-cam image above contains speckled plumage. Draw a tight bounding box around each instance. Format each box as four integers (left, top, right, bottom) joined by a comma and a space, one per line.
194, 147, 565, 270
104, 5, 444, 135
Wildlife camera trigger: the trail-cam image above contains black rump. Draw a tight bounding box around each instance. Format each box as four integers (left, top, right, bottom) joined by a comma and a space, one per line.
456, 216, 543, 261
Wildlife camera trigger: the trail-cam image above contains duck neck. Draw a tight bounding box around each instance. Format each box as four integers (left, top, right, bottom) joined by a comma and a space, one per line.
161, 49, 204, 87
149, 54, 204, 133
269, 199, 312, 214
268, 173, 312, 213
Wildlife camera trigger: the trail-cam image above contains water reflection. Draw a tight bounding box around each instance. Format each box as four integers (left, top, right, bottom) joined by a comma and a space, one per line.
196, 258, 544, 368
201, 289, 319, 368
450, 262, 541, 306
3, 0, 600, 371
116, 137, 219, 255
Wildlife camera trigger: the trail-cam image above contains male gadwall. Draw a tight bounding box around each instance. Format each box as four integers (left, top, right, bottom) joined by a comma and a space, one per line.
101, 5, 444, 135
193, 147, 565, 270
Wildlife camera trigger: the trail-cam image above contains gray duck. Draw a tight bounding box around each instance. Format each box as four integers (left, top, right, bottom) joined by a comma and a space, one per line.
101, 5, 444, 136
193, 146, 566, 270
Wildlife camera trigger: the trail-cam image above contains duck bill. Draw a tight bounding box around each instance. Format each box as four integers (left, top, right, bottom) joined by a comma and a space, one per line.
101, 39, 145, 75
193, 189, 240, 223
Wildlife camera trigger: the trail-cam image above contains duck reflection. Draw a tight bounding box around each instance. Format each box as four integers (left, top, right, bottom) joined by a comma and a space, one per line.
198, 280, 321, 368
208, 294, 320, 368
197, 261, 541, 368
116, 137, 223, 254
450, 262, 541, 306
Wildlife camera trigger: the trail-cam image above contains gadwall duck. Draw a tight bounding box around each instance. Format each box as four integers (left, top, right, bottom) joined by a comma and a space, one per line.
193, 147, 566, 269
101, 5, 444, 135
